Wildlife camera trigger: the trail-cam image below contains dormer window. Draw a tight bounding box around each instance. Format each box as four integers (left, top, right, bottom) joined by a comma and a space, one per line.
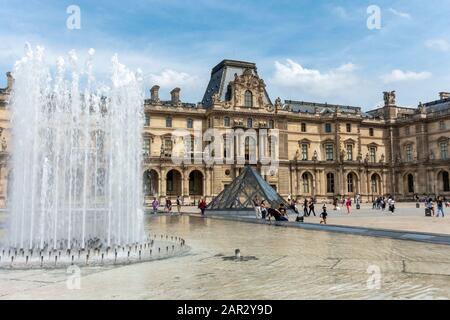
244, 90, 253, 107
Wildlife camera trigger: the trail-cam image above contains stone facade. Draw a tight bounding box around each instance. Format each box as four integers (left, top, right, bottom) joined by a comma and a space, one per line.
0, 60, 449, 207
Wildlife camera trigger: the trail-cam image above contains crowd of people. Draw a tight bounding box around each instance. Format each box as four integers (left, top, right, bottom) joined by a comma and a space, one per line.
147, 192, 447, 221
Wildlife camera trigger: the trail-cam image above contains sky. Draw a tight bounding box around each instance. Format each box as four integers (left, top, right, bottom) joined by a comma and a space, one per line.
0, 0, 449, 110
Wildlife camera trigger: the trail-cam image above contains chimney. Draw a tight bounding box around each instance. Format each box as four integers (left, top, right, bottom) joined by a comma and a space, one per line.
6, 72, 13, 90
150, 85, 160, 102
170, 87, 180, 105
439, 92, 450, 100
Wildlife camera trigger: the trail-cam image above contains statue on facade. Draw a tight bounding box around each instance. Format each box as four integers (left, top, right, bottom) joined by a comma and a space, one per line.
294, 149, 300, 161
2, 137, 7, 152
383, 91, 396, 106
357, 152, 363, 162
364, 153, 369, 164
274, 97, 282, 109
312, 150, 318, 161
380, 154, 385, 163
429, 150, 435, 160
212, 92, 221, 104
418, 102, 426, 114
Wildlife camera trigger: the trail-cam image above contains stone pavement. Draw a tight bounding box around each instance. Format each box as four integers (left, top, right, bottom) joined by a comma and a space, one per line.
177, 202, 450, 236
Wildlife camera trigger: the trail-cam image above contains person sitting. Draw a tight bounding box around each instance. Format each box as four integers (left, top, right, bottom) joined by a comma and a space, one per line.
267, 206, 288, 222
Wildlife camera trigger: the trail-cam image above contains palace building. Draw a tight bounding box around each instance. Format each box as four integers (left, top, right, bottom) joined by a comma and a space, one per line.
0, 60, 449, 206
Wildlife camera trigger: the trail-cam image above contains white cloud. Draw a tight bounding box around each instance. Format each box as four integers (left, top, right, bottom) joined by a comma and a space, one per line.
146, 69, 198, 89
381, 69, 431, 83
388, 8, 411, 19
425, 39, 450, 52
271, 59, 358, 97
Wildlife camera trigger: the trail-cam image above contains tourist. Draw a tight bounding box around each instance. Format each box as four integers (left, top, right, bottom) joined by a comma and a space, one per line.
260, 200, 267, 219
381, 198, 386, 211
308, 198, 316, 217
388, 197, 396, 214
287, 194, 292, 202
165, 198, 172, 213
320, 203, 328, 225
290, 199, 299, 214
427, 198, 435, 216
345, 197, 352, 214
436, 197, 445, 218
267, 205, 288, 222
176, 196, 182, 215
151, 197, 159, 214
333, 198, 338, 210
253, 196, 262, 219
198, 198, 207, 216
303, 198, 309, 216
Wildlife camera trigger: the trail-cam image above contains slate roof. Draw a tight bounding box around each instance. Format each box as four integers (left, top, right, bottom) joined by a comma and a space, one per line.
201, 59, 272, 108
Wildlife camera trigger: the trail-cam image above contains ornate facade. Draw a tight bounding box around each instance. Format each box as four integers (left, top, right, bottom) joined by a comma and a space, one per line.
0, 60, 449, 206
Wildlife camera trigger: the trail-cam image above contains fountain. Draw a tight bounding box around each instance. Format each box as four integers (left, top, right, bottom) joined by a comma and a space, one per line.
0, 44, 188, 269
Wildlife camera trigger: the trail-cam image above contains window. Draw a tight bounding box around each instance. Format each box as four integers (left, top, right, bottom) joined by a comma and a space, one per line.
224, 117, 230, 127
247, 118, 253, 129
301, 144, 308, 161
440, 142, 448, 160
443, 171, 450, 192
369, 147, 376, 163
369, 128, 374, 137
301, 123, 307, 132
406, 144, 413, 162
325, 143, 334, 161
144, 114, 150, 127
325, 123, 332, 133
405, 126, 410, 135
244, 90, 253, 107
346, 144, 353, 161
440, 121, 446, 130
346, 123, 351, 133
347, 174, 354, 193
407, 174, 414, 193
327, 173, 335, 193
143, 138, 151, 156
163, 138, 173, 156
269, 120, 275, 129
371, 175, 378, 193
187, 118, 193, 129
302, 173, 310, 193
166, 116, 172, 128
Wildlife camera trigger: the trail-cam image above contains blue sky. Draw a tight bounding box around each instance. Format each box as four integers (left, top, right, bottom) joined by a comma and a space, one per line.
1, 0, 450, 110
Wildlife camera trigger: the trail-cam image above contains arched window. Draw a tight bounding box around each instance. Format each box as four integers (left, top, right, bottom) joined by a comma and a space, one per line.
371, 175, 379, 193
407, 174, 414, 193
347, 173, 354, 193
244, 90, 253, 107
166, 116, 172, 128
224, 116, 230, 127
443, 171, 450, 192
302, 173, 310, 193
327, 173, 335, 193
247, 118, 253, 129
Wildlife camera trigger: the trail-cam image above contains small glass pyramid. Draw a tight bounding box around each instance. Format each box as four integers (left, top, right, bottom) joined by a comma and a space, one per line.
207, 166, 290, 211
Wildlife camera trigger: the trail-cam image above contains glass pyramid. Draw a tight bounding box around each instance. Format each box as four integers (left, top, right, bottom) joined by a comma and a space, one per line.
207, 166, 290, 211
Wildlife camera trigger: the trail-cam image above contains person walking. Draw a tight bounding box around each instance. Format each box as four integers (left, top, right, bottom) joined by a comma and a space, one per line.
320, 203, 328, 225
176, 196, 182, 215
345, 197, 352, 214
260, 200, 267, 220
303, 198, 309, 217
151, 197, 159, 214
333, 198, 338, 210
198, 198, 207, 216
308, 198, 316, 217
436, 197, 445, 218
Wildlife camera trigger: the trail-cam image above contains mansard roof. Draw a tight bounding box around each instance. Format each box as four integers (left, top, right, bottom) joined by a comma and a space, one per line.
284, 100, 361, 115
201, 59, 272, 108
